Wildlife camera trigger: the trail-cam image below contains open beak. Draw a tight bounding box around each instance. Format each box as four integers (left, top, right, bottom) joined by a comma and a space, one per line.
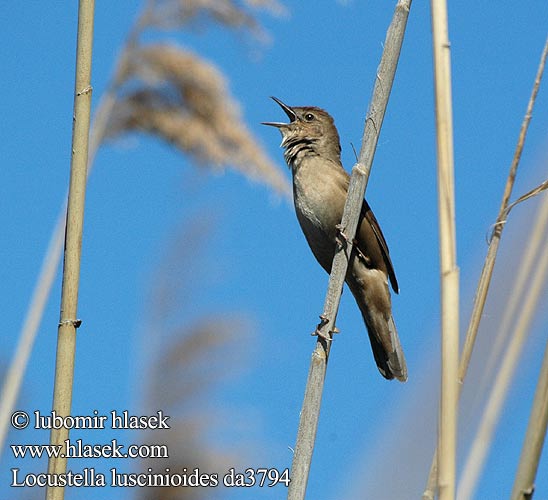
261, 96, 297, 128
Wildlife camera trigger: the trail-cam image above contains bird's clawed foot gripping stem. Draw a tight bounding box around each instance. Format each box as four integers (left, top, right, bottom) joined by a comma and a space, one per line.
312, 314, 340, 341
336, 222, 370, 265
335, 223, 351, 251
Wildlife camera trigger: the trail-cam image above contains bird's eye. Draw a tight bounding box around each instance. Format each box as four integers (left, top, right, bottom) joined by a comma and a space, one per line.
304, 113, 315, 122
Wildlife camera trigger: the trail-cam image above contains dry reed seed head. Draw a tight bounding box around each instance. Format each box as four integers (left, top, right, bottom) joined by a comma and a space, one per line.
141, 323, 249, 498
144, 0, 264, 32
112, 49, 132, 87
120, 45, 226, 98
107, 43, 290, 194
151, 321, 250, 409
121, 100, 230, 165
244, 0, 286, 15
163, 323, 246, 371
115, 45, 240, 127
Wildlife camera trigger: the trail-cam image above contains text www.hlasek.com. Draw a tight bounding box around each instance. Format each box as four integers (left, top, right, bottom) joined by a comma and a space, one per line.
11, 440, 168, 460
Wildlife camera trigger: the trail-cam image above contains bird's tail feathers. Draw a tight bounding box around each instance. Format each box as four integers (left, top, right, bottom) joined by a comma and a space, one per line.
347, 277, 408, 382
362, 310, 407, 382
386, 316, 407, 382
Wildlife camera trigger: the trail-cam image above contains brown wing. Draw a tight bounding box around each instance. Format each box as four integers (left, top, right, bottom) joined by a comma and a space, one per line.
359, 200, 399, 294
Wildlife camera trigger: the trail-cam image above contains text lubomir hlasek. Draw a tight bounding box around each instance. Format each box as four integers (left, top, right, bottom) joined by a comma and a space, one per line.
33, 410, 170, 430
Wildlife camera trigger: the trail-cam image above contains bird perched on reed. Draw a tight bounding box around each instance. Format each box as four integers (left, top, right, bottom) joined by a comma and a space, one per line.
263, 97, 407, 382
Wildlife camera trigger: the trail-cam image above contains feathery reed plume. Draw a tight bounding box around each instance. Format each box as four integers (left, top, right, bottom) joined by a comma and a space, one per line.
106, 43, 289, 193
142, 0, 285, 33
1, 0, 288, 461
137, 220, 252, 500
138, 320, 250, 500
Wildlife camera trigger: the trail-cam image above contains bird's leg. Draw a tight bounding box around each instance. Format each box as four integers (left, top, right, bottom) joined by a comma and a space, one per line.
336, 223, 359, 253
312, 314, 329, 338
335, 223, 351, 250
312, 314, 340, 340
336, 223, 370, 265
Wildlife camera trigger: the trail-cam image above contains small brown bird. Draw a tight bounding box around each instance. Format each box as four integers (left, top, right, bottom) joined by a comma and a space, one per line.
263, 97, 407, 382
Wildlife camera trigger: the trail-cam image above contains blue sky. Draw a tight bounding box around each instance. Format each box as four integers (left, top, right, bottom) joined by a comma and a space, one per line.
1, 1, 547, 499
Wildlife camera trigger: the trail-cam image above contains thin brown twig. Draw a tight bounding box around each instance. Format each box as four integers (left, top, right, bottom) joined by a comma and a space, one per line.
488, 178, 548, 243
459, 38, 548, 385
457, 195, 548, 500
503, 179, 548, 218
510, 338, 548, 500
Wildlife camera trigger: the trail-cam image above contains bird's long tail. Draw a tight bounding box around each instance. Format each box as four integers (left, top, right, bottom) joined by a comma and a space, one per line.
367, 314, 407, 382
349, 280, 408, 382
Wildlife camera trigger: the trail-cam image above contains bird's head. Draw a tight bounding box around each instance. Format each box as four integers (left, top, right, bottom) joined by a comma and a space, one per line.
262, 97, 341, 166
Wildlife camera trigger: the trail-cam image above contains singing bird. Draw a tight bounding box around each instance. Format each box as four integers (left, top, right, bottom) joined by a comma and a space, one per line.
263, 97, 407, 382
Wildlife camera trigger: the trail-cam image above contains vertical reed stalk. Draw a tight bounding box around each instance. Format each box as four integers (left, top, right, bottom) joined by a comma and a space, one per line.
0, 18, 142, 462
45, 2, 95, 499
430, 1, 459, 499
